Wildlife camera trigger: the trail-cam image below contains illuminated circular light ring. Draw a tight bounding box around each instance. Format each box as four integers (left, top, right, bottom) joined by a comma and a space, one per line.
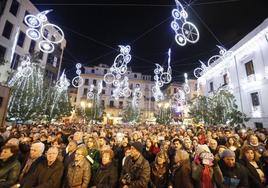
184, 84, 190, 94
87, 92, 94, 99
104, 73, 115, 84
123, 87, 131, 97
24, 15, 41, 28
207, 55, 223, 67
124, 54, 132, 64
193, 67, 203, 78
113, 79, 120, 87
114, 54, 125, 68
41, 23, 64, 44
175, 33, 187, 46
56, 72, 70, 90
26, 28, 41, 40
76, 63, 82, 69
182, 22, 199, 43
72, 76, 84, 88
21, 67, 33, 78
115, 74, 121, 80
120, 66, 127, 75
172, 9, 181, 19
39, 40, 54, 53
171, 21, 180, 31
160, 72, 172, 84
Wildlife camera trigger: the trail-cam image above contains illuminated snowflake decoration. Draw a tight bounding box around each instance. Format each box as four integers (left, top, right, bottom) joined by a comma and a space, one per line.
171, 0, 199, 46
152, 49, 172, 101
87, 84, 95, 99
183, 73, 190, 94
193, 46, 233, 78
55, 71, 70, 91
24, 9, 64, 53
132, 85, 143, 109
72, 63, 84, 88
8, 56, 34, 87
104, 45, 132, 100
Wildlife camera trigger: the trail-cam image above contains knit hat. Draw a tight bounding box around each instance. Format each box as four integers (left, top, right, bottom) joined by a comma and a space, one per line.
131, 142, 144, 153
221, 149, 235, 159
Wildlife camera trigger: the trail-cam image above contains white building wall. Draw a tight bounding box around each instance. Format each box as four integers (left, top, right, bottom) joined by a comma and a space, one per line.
198, 18, 268, 128
0, 0, 66, 83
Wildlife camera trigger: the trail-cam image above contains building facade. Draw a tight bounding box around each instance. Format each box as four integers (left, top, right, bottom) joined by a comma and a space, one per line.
76, 64, 156, 123
0, 0, 66, 84
198, 18, 268, 128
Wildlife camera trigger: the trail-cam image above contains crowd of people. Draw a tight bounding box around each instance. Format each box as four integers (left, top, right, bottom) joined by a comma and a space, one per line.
0, 123, 268, 188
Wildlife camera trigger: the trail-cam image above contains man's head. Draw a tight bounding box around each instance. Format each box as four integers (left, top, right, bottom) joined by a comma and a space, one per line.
5, 138, 19, 147
183, 138, 192, 150
173, 138, 182, 151
30, 142, 45, 159
222, 149, 236, 168
67, 140, 77, 153
46, 147, 59, 165
98, 137, 106, 147
208, 139, 218, 150
73, 132, 83, 142
130, 142, 143, 159
0, 145, 18, 161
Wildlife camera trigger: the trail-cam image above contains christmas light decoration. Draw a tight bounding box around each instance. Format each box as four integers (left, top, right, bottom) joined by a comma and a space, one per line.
183, 73, 190, 94
87, 84, 95, 99
24, 9, 64, 53
72, 63, 84, 88
104, 45, 132, 100
132, 85, 142, 109
171, 0, 199, 46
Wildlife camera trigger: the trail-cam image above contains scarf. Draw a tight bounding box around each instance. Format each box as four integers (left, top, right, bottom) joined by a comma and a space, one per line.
201, 165, 213, 188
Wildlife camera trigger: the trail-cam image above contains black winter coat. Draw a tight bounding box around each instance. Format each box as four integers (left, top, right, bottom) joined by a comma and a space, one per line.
93, 161, 118, 188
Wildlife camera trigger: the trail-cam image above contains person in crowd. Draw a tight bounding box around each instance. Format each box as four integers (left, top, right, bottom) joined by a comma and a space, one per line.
86, 136, 100, 186
98, 137, 110, 152
67, 146, 91, 188
169, 138, 183, 163
218, 149, 248, 188
192, 144, 223, 188
150, 135, 161, 156
239, 145, 267, 188
0, 145, 21, 188
73, 132, 84, 147
120, 142, 150, 188
149, 152, 169, 188
143, 138, 155, 164
92, 149, 118, 188
183, 138, 194, 159
170, 150, 193, 188
208, 138, 218, 155
22, 146, 64, 188
18, 142, 46, 187
248, 134, 266, 154
226, 137, 241, 159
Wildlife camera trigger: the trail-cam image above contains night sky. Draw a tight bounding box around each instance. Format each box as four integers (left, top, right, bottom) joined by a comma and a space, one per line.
31, 0, 268, 81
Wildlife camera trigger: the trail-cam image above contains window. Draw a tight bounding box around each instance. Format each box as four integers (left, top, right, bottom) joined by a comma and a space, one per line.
134, 74, 137, 78
174, 88, 177, 93
130, 84, 133, 89
83, 88, 88, 96
104, 69, 107, 74
255, 122, 263, 129
101, 100, 105, 107
38, 51, 43, 60
0, 97, 3, 107
102, 89, 105, 94
119, 101, 123, 108
223, 74, 228, 85
245, 60, 255, 76
91, 69, 95, 73
29, 40, 36, 54
84, 79, 89, 85
93, 79, 97, 86
209, 82, 214, 92
103, 82, 106, 87
10, 53, 20, 69
2, 21, 13, 39
0, 45, 6, 60
17, 31, 25, 47
23, 11, 30, 25
109, 101, 114, 107
9, 0, 20, 16
251, 92, 260, 107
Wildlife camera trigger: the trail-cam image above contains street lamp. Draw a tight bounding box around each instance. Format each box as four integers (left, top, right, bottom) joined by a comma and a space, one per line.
164, 102, 170, 109
87, 102, 92, 108
80, 101, 85, 108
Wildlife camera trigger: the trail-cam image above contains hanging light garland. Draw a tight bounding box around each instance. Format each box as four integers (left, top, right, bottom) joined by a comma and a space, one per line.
72, 63, 84, 88
24, 9, 64, 53
171, 0, 199, 46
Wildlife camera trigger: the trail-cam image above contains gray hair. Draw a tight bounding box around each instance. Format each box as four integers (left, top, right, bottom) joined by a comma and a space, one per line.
32, 142, 45, 154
